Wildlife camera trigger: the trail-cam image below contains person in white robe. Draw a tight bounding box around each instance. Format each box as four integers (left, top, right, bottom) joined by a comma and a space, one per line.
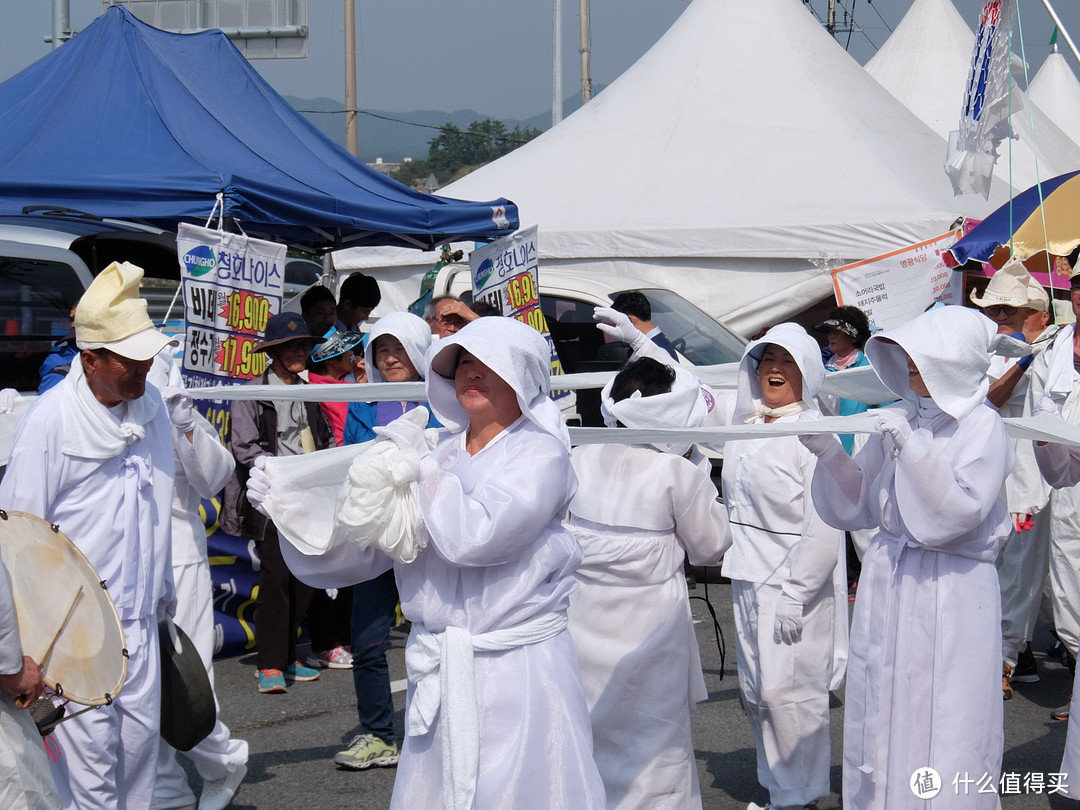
1033, 398, 1080, 798
802, 305, 1012, 810
972, 259, 1054, 698
566, 356, 729, 810
255, 316, 606, 810
1027, 268, 1080, 699
0, 542, 61, 810
721, 323, 845, 810
0, 261, 179, 810
147, 355, 248, 810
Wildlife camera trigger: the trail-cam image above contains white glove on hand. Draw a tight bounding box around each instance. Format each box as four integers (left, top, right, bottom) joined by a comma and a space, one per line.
798, 432, 836, 457
161, 386, 195, 433
373, 407, 433, 457
246, 455, 271, 516
0, 388, 20, 415
773, 593, 804, 645
875, 409, 912, 453
593, 307, 647, 351
1036, 397, 1061, 418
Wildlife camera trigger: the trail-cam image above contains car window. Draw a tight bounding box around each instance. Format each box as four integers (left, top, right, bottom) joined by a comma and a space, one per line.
628, 289, 746, 365
0, 257, 85, 390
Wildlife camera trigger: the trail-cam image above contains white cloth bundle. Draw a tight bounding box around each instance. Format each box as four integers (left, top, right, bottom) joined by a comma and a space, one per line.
331, 425, 435, 563
258, 408, 438, 561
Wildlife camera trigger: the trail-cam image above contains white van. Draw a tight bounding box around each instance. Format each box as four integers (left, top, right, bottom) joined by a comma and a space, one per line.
429, 263, 747, 426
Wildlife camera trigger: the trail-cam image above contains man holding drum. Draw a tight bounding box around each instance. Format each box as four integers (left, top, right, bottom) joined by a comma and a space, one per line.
0, 261, 181, 809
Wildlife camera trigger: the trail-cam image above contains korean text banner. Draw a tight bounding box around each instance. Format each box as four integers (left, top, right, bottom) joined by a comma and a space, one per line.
832, 231, 963, 330
177, 223, 286, 386
469, 225, 570, 400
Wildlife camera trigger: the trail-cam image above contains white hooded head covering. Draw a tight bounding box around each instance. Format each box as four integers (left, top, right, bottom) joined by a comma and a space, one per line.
865, 305, 997, 421
600, 360, 715, 455
733, 322, 824, 423
426, 317, 569, 449
364, 312, 432, 382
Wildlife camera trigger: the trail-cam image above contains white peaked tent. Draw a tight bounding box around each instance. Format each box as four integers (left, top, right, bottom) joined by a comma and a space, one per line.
864, 0, 1080, 194
337, 0, 1011, 335
1028, 47, 1080, 149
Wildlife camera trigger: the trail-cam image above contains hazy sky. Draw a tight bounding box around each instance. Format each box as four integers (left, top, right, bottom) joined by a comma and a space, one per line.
0, 1, 1078, 122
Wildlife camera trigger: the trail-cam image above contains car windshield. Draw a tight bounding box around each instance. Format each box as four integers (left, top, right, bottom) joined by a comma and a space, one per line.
620, 288, 746, 365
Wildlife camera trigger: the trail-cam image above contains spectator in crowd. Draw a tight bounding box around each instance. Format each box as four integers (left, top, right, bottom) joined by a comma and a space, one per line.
221, 312, 335, 694
338, 273, 381, 330
300, 286, 339, 332
424, 295, 478, 338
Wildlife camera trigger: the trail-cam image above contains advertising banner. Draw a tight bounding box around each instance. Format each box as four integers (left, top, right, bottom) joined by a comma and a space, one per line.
832, 231, 964, 330
469, 226, 570, 400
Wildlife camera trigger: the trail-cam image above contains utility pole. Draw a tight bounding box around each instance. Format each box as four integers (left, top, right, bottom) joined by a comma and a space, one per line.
51, 0, 70, 49
553, 0, 563, 126
579, 0, 592, 103
344, 0, 358, 157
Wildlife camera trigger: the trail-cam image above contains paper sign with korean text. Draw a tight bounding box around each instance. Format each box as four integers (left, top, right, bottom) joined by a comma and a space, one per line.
177, 223, 286, 385
469, 225, 569, 400
832, 230, 964, 330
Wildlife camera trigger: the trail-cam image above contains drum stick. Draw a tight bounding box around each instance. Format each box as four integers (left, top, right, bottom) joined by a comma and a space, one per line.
38, 586, 83, 669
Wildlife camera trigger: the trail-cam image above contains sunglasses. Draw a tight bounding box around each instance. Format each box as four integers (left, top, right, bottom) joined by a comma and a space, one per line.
983, 305, 1017, 317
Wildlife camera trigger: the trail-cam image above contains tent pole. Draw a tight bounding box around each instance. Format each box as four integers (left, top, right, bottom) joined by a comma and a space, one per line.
344, 0, 359, 157
553, 0, 563, 126
1041, 0, 1080, 66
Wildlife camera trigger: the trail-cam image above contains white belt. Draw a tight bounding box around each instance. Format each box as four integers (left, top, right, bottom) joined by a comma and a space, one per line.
405, 610, 569, 810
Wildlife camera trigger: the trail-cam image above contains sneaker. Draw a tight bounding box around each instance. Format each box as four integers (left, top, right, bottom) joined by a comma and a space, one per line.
1048, 639, 1066, 660
305, 646, 353, 670
258, 669, 287, 694
334, 734, 400, 770
199, 764, 247, 810
1011, 643, 1040, 684
1052, 696, 1072, 722
1002, 662, 1014, 701
284, 661, 320, 682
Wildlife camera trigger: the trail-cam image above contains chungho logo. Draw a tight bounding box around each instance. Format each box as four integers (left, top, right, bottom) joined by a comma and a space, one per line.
183, 245, 217, 277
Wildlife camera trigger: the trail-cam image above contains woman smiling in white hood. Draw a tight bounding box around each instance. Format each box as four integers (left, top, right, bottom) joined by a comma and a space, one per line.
802, 305, 1012, 810
722, 323, 846, 810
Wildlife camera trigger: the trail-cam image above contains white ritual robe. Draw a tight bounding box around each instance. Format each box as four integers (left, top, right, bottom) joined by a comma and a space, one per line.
0, 548, 61, 810
1028, 324, 1080, 657
281, 418, 605, 810
0, 383, 175, 810
988, 355, 1052, 666
566, 444, 729, 810
811, 403, 1011, 810
722, 412, 845, 808
154, 410, 248, 804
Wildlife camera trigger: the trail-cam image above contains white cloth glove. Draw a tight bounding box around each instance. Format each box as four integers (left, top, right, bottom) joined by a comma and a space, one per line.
246, 455, 271, 516
326, 589, 339, 600
592, 307, 647, 351
875, 409, 912, 453
773, 592, 803, 645
373, 407, 433, 457
0, 388, 20, 414
798, 432, 836, 457
161, 385, 195, 433
1036, 396, 1061, 418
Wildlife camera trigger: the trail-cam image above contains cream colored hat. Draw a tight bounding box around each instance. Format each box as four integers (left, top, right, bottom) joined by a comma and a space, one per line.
969, 257, 1048, 311
75, 261, 177, 361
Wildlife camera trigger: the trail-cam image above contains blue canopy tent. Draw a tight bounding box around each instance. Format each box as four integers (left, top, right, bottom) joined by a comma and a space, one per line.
0, 6, 517, 251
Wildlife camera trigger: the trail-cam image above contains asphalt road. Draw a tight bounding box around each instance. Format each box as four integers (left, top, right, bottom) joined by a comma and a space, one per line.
178, 580, 1080, 809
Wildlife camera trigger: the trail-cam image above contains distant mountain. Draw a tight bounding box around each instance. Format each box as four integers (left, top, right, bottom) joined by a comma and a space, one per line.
283, 89, 601, 163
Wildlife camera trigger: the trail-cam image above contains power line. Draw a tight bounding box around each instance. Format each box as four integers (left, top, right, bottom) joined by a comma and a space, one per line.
293, 107, 540, 148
